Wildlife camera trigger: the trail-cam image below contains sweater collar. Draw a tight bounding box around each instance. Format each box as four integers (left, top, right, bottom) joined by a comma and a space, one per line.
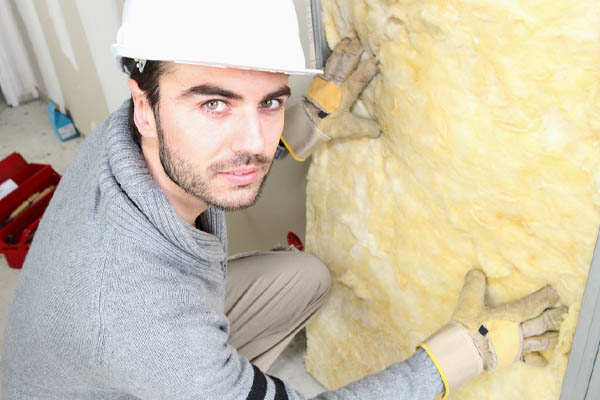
105, 101, 227, 264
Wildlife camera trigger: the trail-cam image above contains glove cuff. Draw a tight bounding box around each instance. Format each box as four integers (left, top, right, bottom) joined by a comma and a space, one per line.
419, 321, 484, 399
281, 100, 331, 162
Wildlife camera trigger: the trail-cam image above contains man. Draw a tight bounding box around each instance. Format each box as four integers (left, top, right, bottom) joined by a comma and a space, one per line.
1, 1, 566, 399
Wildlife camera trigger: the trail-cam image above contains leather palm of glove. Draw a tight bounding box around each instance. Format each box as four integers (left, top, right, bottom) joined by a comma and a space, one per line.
281, 37, 381, 161
419, 269, 567, 399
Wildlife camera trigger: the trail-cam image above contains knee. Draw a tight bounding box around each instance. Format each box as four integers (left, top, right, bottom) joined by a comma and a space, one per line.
257, 250, 331, 309
297, 252, 331, 306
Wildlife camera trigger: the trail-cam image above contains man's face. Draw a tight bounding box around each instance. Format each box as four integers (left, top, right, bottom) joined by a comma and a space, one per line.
154, 63, 290, 211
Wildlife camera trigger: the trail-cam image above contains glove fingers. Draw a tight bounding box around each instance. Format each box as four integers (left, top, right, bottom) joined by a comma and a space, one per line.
346, 37, 364, 56
452, 269, 487, 322
339, 58, 378, 111
522, 351, 549, 367
522, 331, 559, 353
324, 38, 351, 76
333, 37, 352, 53
491, 284, 559, 322
521, 306, 568, 338
325, 38, 363, 85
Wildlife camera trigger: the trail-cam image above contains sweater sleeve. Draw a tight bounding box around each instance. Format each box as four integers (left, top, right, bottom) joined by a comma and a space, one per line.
99, 272, 444, 400
308, 348, 445, 400
99, 257, 255, 399
250, 349, 444, 400
98, 243, 443, 400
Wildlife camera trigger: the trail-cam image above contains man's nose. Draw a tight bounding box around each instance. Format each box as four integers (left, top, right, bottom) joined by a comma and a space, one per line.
231, 108, 266, 155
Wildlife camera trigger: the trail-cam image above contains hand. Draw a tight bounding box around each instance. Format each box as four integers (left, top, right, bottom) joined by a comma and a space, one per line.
305, 37, 381, 140
420, 269, 567, 398
280, 37, 381, 161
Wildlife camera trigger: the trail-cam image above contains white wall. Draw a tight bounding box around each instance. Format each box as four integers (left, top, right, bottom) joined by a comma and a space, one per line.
11, 0, 127, 132
0, 0, 38, 107
13, 1, 64, 110
74, 0, 130, 113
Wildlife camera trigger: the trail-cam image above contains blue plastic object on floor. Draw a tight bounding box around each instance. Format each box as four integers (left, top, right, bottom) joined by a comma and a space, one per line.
48, 102, 79, 142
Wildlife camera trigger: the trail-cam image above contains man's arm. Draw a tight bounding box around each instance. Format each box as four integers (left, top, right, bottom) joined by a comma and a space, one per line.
310, 349, 444, 400
97, 242, 444, 400
98, 243, 562, 399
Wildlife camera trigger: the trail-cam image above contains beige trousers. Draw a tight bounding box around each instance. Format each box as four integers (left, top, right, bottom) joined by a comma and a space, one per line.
225, 250, 331, 371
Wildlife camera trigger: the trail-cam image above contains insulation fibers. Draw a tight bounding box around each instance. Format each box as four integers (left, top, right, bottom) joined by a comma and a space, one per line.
304, 0, 600, 398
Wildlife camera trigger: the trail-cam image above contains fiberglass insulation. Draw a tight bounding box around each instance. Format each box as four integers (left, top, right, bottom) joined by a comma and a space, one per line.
304, 0, 600, 398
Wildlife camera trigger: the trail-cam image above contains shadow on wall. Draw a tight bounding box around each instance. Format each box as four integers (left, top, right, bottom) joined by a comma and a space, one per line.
0, 90, 8, 113
31, 0, 109, 135
226, 154, 312, 255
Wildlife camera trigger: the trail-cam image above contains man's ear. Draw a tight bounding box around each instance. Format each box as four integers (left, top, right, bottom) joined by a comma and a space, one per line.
128, 79, 157, 138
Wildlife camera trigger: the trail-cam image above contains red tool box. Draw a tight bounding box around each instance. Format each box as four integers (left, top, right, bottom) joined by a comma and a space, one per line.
0, 153, 60, 269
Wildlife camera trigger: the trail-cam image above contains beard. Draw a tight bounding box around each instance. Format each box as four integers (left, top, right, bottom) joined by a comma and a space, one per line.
155, 113, 273, 212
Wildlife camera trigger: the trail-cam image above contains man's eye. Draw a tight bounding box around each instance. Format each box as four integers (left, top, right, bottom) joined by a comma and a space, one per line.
204, 100, 227, 112
261, 99, 282, 109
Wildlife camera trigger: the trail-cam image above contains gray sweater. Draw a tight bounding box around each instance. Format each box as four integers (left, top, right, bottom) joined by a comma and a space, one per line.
1, 102, 443, 399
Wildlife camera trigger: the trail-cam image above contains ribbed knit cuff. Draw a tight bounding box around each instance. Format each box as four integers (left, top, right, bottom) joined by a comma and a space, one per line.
419, 321, 483, 399
411, 347, 447, 397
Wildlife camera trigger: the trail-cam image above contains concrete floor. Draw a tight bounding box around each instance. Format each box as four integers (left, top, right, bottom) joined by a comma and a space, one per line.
0, 99, 325, 397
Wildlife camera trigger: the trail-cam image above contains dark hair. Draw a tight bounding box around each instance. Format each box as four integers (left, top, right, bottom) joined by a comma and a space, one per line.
122, 57, 170, 146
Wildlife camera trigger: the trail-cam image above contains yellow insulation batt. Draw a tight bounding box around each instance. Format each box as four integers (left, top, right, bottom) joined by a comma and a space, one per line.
304, 0, 600, 398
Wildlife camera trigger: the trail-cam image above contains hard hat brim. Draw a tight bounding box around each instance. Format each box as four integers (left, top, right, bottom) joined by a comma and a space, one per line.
112, 45, 323, 76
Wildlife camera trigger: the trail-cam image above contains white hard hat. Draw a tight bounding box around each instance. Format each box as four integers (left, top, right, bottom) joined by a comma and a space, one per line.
112, 0, 322, 75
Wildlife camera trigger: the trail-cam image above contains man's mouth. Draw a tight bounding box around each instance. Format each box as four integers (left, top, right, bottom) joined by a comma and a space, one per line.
229, 169, 254, 176
218, 167, 261, 186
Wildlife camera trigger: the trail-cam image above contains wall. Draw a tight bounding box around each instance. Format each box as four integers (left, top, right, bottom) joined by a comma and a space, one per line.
8, 0, 130, 135
9, 0, 63, 109
0, 0, 38, 107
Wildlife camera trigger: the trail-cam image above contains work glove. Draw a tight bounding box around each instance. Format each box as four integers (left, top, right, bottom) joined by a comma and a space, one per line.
281, 37, 381, 161
419, 269, 567, 399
